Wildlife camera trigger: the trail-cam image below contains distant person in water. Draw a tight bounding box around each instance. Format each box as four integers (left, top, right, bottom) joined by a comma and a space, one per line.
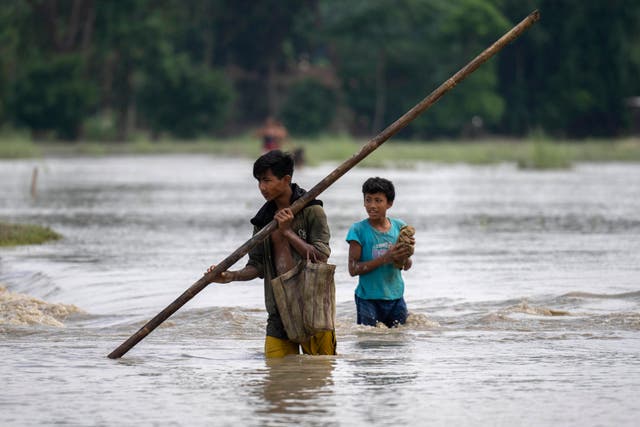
292, 147, 305, 168
346, 177, 415, 328
207, 150, 336, 357
257, 117, 288, 152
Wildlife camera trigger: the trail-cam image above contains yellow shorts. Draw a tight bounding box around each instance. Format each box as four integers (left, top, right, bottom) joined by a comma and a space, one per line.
264, 330, 337, 358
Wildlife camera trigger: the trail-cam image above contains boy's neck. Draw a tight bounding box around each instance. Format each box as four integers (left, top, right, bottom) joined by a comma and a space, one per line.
368, 217, 390, 231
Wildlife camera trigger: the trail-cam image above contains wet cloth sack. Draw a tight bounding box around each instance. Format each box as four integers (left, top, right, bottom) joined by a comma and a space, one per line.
271, 258, 336, 343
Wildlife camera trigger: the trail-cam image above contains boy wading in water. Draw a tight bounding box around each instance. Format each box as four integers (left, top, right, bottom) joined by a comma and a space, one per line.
208, 150, 336, 357
346, 177, 414, 327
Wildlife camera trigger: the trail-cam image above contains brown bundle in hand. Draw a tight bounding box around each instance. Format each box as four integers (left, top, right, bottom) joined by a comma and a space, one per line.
394, 225, 415, 269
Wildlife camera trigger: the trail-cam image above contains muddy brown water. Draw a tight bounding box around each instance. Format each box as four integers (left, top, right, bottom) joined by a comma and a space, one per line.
1, 155, 639, 426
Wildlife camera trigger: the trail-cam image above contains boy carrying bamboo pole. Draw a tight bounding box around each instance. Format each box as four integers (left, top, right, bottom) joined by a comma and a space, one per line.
207, 150, 336, 357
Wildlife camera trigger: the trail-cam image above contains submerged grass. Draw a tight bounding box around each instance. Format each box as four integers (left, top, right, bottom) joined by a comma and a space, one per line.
301, 136, 640, 168
2, 132, 640, 169
0, 131, 41, 158
517, 139, 572, 170
297, 136, 640, 168
0, 222, 61, 247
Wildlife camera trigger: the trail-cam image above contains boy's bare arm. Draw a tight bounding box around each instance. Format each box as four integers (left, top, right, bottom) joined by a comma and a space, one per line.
348, 240, 412, 276
206, 264, 259, 283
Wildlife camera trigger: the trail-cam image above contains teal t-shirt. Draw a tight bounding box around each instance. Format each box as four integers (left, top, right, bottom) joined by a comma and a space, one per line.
346, 217, 406, 300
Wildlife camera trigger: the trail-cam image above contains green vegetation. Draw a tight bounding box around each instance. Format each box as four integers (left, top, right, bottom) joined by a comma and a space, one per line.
3, 134, 640, 170
297, 137, 640, 168
8, 54, 97, 140
0, 1, 638, 143
0, 139, 40, 158
0, 128, 41, 158
138, 57, 234, 138
517, 141, 570, 170
516, 133, 572, 169
281, 79, 337, 135
0, 222, 61, 247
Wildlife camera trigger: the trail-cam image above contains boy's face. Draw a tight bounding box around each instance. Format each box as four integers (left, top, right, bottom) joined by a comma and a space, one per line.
256, 169, 290, 202
364, 192, 392, 221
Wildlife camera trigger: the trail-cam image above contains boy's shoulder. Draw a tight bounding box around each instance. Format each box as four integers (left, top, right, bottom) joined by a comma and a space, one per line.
346, 218, 370, 237
300, 203, 328, 224
389, 217, 407, 228
350, 218, 370, 230
302, 202, 325, 213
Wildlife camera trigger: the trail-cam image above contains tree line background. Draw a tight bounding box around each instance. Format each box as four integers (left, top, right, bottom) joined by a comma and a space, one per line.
1, 0, 639, 142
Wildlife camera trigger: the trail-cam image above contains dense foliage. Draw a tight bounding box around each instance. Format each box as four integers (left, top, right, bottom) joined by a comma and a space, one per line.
0, 0, 638, 140
9, 54, 97, 139
281, 79, 336, 135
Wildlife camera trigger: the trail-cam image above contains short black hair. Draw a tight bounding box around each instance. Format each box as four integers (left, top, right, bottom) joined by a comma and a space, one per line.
253, 150, 294, 179
362, 177, 395, 202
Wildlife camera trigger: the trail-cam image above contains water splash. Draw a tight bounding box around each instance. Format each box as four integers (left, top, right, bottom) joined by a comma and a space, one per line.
505, 301, 571, 316
0, 284, 84, 327
405, 312, 441, 328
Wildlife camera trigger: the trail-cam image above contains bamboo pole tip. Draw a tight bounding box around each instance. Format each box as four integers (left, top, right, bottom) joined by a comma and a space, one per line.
530, 10, 541, 21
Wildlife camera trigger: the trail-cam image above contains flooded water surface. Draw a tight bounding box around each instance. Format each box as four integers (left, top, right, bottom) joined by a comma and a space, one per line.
1, 155, 639, 426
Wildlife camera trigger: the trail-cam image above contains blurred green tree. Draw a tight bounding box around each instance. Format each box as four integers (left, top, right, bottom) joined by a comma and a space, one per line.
281, 79, 336, 135
9, 54, 97, 139
0, 4, 23, 125
3, 0, 97, 140
497, 0, 640, 137
410, 0, 509, 137
2, 0, 639, 141
321, 0, 509, 138
91, 0, 170, 141
138, 55, 234, 139
210, 0, 320, 123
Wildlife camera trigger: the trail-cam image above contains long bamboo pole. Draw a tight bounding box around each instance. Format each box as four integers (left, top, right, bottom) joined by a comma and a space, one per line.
108, 10, 540, 359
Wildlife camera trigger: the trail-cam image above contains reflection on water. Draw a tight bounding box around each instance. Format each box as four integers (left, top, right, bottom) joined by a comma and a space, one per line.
260, 356, 336, 417
1, 156, 640, 425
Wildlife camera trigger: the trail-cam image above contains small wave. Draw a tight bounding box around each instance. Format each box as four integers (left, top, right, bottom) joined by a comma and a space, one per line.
593, 312, 640, 330
149, 306, 267, 338
478, 301, 571, 324
505, 301, 571, 317
479, 312, 514, 323
336, 312, 439, 335
562, 291, 640, 300
405, 312, 440, 328
0, 284, 84, 327
454, 213, 640, 234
